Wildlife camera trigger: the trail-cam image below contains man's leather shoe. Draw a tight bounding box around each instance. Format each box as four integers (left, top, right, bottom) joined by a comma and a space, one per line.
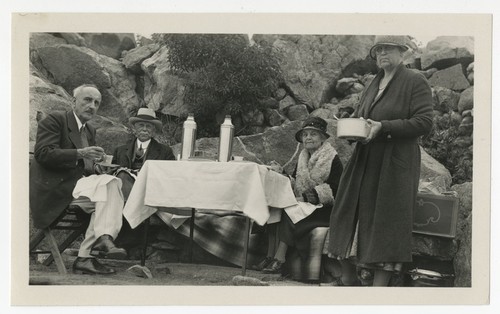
72, 257, 116, 275
262, 259, 285, 274
91, 235, 127, 259
250, 256, 274, 271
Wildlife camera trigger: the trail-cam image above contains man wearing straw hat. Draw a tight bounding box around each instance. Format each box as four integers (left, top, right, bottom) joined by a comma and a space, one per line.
112, 107, 175, 200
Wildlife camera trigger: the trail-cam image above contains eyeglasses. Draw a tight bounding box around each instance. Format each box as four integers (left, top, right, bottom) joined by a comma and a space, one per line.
373, 45, 400, 55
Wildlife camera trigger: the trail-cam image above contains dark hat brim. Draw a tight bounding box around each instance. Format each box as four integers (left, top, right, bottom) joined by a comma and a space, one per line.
129, 115, 163, 131
295, 126, 331, 143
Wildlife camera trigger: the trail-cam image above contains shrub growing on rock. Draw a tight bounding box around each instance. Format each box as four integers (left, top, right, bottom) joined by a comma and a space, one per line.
152, 34, 283, 137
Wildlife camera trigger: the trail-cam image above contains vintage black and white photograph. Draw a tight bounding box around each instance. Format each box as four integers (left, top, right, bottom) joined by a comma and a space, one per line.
10, 12, 491, 306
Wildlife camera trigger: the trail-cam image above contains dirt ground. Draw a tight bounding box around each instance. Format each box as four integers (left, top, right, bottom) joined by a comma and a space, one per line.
29, 253, 313, 286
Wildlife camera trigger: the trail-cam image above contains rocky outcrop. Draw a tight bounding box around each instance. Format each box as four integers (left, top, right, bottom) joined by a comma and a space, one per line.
29, 67, 73, 146
141, 47, 188, 117
34, 44, 140, 123
420, 36, 474, 70
29, 33, 67, 51
419, 149, 452, 192
79, 33, 136, 59
458, 86, 474, 114
428, 64, 470, 91
254, 34, 375, 109
122, 43, 161, 74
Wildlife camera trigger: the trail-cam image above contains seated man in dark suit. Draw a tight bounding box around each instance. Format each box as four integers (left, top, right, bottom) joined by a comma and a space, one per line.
111, 108, 175, 250
112, 107, 175, 200
30, 84, 127, 275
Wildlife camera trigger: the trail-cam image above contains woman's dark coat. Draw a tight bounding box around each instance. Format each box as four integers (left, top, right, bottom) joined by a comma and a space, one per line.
328, 64, 434, 264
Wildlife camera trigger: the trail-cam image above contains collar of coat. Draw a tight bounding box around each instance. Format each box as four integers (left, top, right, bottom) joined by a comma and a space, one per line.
294, 141, 337, 196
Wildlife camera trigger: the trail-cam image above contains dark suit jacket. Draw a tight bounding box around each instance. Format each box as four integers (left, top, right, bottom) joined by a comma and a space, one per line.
112, 138, 175, 169
29, 111, 96, 229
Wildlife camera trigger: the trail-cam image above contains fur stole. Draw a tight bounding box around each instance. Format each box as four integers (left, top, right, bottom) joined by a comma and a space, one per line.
294, 142, 337, 204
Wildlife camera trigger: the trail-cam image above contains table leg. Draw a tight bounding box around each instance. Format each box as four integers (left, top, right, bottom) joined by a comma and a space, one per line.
242, 216, 251, 276
189, 208, 195, 263
141, 217, 150, 267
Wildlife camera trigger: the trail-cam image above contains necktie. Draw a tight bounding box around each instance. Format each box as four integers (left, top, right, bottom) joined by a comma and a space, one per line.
136, 143, 144, 158
80, 126, 94, 175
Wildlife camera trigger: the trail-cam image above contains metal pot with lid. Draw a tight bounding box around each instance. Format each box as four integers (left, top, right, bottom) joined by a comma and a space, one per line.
336, 117, 371, 141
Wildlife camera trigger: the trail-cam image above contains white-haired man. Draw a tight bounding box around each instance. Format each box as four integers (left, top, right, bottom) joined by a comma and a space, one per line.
30, 84, 127, 275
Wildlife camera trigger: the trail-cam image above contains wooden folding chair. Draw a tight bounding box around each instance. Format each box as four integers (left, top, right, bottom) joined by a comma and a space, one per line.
29, 206, 90, 274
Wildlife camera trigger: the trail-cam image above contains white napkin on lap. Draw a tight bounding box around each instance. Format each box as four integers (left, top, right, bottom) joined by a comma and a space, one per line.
284, 201, 323, 224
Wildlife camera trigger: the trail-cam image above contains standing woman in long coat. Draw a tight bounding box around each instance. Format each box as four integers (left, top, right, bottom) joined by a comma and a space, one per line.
327, 35, 434, 286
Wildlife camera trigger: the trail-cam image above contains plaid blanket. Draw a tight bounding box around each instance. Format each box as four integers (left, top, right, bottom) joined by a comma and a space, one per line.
165, 211, 267, 267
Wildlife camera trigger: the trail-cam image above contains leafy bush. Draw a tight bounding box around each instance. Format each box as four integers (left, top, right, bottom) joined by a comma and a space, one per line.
153, 34, 283, 137
420, 114, 473, 185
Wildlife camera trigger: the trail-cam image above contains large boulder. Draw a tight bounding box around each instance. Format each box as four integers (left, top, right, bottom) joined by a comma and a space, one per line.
122, 43, 161, 74
35, 44, 140, 123
141, 47, 188, 117
254, 35, 375, 109
310, 108, 336, 120
420, 36, 474, 70
79, 33, 136, 59
286, 105, 309, 121
419, 148, 453, 191
278, 95, 296, 112
57, 33, 87, 47
428, 64, 470, 91
264, 109, 286, 127
458, 86, 474, 114
29, 33, 67, 51
29, 69, 73, 146
466, 62, 474, 85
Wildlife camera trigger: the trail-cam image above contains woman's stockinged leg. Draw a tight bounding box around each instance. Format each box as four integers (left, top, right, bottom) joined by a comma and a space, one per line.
372, 269, 392, 286
339, 260, 358, 286
274, 241, 288, 262
266, 223, 278, 257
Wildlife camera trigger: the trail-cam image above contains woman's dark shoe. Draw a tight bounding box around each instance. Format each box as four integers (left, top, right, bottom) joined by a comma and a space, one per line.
251, 256, 274, 271
262, 259, 285, 274
72, 257, 116, 275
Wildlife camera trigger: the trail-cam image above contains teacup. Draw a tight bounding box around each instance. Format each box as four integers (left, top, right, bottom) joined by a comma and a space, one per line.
103, 154, 113, 164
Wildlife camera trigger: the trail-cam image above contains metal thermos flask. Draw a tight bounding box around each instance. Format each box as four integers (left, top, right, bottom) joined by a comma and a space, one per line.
180, 113, 197, 160
218, 115, 234, 162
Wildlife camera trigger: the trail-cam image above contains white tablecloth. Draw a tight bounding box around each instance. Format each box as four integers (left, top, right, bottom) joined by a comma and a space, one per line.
123, 160, 297, 228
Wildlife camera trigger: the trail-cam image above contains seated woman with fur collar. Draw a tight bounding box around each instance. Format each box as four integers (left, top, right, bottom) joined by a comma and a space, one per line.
252, 116, 343, 275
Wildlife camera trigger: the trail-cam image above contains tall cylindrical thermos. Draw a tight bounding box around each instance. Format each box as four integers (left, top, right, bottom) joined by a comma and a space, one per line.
180, 113, 197, 160
218, 115, 234, 162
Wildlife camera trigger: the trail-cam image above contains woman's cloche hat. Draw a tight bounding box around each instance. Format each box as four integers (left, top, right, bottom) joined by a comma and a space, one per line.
295, 116, 331, 142
129, 108, 163, 131
369, 35, 410, 60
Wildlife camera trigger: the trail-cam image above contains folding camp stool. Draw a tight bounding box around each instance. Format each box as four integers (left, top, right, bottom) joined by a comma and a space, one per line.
29, 205, 90, 274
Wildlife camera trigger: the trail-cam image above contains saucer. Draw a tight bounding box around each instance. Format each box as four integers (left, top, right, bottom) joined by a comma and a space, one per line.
95, 161, 120, 167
